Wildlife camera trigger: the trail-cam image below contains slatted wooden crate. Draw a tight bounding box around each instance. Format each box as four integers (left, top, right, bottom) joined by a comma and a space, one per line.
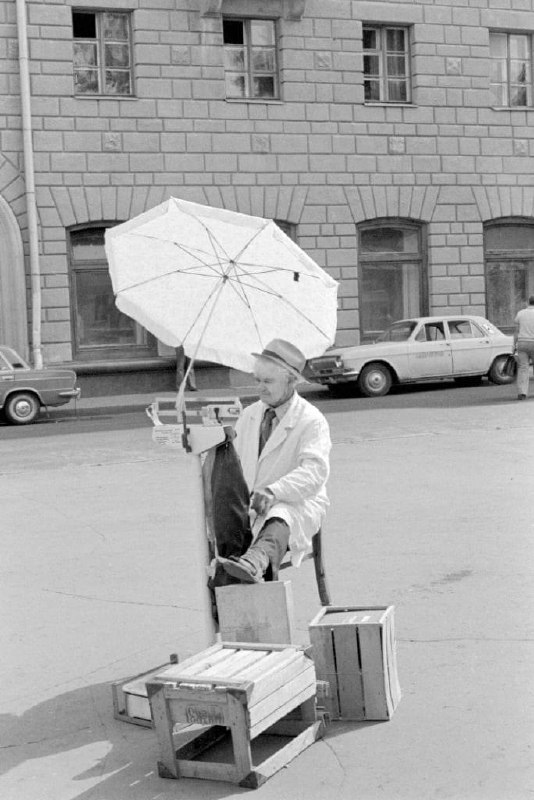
147, 641, 325, 789
309, 605, 401, 721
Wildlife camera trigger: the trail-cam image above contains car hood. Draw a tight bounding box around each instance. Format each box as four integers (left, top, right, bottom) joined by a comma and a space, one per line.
315, 341, 410, 359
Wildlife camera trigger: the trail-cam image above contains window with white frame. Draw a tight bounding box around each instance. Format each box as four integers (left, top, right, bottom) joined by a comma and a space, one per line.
490, 32, 532, 107
358, 222, 427, 341
223, 18, 279, 100
72, 10, 133, 96
363, 26, 411, 103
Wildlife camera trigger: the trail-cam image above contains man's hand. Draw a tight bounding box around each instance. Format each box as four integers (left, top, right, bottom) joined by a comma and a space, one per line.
250, 488, 275, 516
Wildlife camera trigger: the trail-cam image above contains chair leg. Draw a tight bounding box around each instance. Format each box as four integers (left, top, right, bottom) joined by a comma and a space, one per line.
312, 529, 331, 606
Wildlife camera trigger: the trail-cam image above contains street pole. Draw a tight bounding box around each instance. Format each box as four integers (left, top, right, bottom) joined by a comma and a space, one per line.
16, 0, 43, 369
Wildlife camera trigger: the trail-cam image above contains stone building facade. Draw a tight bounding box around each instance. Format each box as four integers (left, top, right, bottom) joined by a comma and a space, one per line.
2, 0, 534, 393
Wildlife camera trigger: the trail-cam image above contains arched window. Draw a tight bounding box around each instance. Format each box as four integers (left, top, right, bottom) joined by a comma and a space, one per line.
485, 219, 534, 333
69, 225, 155, 360
358, 220, 427, 341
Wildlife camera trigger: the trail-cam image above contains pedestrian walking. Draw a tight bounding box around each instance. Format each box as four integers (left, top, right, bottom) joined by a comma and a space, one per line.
513, 295, 534, 400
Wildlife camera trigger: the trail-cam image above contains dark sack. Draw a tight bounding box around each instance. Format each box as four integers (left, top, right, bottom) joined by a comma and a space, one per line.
503, 354, 517, 378
203, 429, 252, 559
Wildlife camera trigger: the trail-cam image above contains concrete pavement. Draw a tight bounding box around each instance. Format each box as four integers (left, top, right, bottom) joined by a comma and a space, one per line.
2, 384, 534, 800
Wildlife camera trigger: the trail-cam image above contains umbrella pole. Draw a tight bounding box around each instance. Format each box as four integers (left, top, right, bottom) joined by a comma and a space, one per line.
189, 451, 218, 646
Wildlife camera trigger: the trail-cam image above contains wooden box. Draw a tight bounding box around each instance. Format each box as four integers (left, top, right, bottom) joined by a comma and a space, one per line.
309, 606, 401, 721
112, 657, 180, 726
147, 641, 325, 788
215, 581, 295, 644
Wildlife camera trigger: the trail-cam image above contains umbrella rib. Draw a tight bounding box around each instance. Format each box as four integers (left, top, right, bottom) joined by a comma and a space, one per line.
231, 219, 271, 263
179, 277, 225, 347
129, 232, 222, 270
224, 270, 265, 348
227, 268, 331, 340
115, 264, 223, 295
176, 204, 234, 264
236, 262, 324, 280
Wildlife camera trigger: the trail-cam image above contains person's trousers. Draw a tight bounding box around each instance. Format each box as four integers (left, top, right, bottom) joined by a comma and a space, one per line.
517, 340, 534, 396
249, 517, 290, 581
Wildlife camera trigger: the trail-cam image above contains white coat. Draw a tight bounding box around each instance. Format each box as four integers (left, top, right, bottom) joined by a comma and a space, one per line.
234, 392, 331, 565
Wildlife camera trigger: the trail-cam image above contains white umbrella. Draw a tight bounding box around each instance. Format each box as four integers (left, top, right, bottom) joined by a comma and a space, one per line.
105, 198, 338, 374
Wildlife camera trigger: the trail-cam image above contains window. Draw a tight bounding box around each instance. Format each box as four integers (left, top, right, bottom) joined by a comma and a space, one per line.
415, 322, 445, 342
490, 32, 532, 107
69, 227, 155, 359
274, 220, 296, 241
363, 26, 411, 103
447, 320, 483, 339
223, 18, 278, 100
73, 10, 133, 96
358, 222, 426, 342
485, 220, 534, 332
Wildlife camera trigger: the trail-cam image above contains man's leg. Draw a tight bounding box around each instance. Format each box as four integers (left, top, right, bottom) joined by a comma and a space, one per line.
219, 518, 290, 583
517, 346, 530, 398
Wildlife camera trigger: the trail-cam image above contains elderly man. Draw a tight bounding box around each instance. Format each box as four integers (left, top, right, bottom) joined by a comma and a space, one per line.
218, 339, 331, 584
514, 295, 534, 400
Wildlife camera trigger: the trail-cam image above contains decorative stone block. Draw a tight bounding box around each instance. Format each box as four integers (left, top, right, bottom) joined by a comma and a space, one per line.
388, 136, 406, 155
315, 52, 332, 70
446, 57, 461, 76
103, 132, 122, 152
252, 134, 270, 154
199, 0, 222, 16
284, 0, 306, 20
171, 46, 190, 66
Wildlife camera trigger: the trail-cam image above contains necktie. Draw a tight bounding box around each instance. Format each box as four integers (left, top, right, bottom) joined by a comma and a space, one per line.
258, 407, 276, 455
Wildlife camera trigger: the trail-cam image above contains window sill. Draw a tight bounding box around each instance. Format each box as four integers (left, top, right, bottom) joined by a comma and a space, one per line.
364, 102, 415, 107
73, 94, 136, 100
490, 105, 531, 111
225, 97, 283, 104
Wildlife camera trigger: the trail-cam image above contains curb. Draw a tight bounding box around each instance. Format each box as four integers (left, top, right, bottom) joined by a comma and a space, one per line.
45, 382, 327, 420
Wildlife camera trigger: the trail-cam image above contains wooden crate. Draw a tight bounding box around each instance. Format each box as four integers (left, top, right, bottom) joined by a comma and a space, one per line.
215, 581, 295, 644
111, 656, 178, 727
147, 641, 325, 788
309, 606, 401, 721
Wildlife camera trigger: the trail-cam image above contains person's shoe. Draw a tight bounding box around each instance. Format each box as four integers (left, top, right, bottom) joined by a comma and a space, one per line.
518, 393, 527, 400
218, 556, 264, 584
208, 558, 241, 589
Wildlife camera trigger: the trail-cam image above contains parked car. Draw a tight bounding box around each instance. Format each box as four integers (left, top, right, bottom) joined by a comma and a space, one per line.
304, 316, 515, 397
0, 346, 80, 424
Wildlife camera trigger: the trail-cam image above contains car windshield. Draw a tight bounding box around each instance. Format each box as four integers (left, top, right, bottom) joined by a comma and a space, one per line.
0, 347, 30, 369
375, 321, 417, 343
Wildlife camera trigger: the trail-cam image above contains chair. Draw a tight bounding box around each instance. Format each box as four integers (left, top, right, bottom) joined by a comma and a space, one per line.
279, 528, 331, 606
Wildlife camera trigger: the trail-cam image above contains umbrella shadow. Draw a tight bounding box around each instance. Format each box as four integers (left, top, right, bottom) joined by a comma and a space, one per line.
1, 681, 244, 800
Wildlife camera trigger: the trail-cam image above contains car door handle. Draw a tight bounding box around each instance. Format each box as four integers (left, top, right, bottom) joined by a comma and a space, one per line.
0, 375, 14, 381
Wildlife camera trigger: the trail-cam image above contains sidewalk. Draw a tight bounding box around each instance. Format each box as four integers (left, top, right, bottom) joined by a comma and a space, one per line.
48, 379, 326, 419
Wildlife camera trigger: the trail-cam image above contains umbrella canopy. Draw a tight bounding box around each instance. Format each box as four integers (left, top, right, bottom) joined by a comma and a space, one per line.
105, 198, 338, 373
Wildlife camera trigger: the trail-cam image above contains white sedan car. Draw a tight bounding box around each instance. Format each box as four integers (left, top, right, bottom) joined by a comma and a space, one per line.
304, 315, 515, 397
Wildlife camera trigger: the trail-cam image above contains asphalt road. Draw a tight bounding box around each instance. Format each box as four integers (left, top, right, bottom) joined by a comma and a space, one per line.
0, 378, 523, 440
2, 377, 533, 800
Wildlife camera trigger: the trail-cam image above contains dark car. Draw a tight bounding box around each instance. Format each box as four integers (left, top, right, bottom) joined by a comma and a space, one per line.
0, 346, 80, 424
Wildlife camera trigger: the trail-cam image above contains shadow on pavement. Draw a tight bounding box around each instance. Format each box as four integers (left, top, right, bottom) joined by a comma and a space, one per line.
1, 681, 244, 800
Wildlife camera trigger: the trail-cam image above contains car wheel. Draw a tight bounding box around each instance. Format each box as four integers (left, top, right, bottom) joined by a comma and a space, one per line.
4, 392, 40, 425
358, 362, 392, 397
488, 355, 515, 385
